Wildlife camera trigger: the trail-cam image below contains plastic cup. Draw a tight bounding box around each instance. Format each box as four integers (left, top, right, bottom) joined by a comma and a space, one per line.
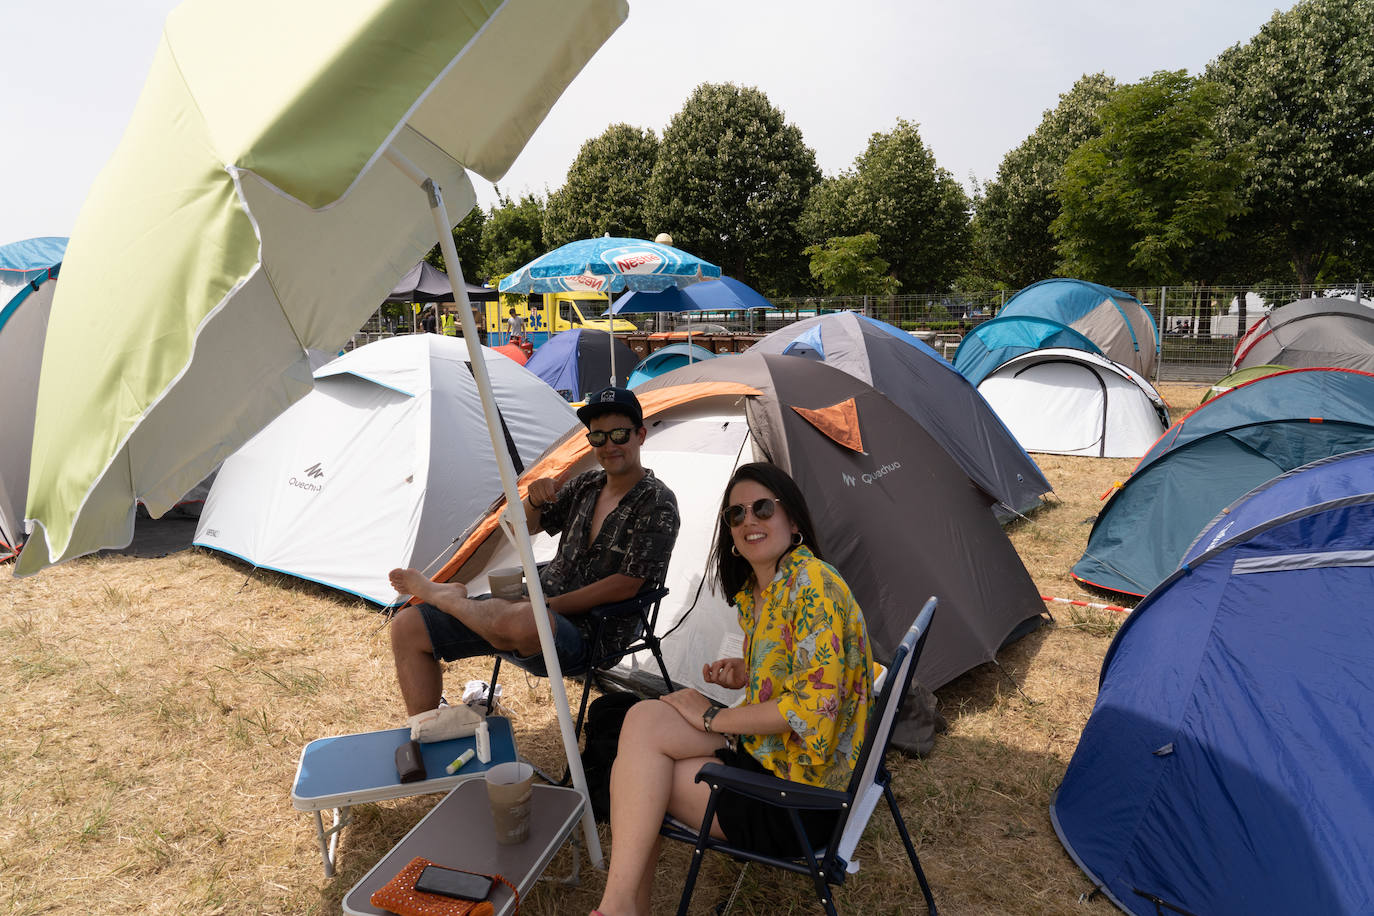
484, 761, 534, 845
487, 567, 525, 601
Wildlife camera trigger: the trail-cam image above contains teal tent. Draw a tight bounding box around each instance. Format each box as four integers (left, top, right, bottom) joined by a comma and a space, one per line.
954, 278, 1158, 385
1072, 368, 1374, 596
627, 342, 715, 387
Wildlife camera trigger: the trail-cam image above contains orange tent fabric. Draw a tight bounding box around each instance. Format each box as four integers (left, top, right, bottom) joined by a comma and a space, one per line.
420, 381, 760, 589
790, 398, 865, 454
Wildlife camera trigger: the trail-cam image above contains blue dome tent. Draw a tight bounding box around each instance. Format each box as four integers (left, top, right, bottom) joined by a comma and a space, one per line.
626, 342, 715, 388
954, 278, 1158, 386
1053, 449, 1374, 916
1072, 367, 1374, 596
522, 328, 637, 401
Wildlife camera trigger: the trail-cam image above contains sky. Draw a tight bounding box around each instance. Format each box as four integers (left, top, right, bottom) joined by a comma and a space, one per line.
0, 0, 1286, 246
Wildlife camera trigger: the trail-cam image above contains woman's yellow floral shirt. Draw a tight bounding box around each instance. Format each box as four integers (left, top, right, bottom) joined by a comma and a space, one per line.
735, 546, 874, 790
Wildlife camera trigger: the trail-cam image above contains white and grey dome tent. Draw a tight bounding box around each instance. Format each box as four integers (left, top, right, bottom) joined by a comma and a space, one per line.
976, 348, 1169, 458
195, 335, 577, 604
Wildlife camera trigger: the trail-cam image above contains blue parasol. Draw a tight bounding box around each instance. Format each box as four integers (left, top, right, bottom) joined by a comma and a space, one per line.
501, 237, 721, 385
609, 275, 772, 366
610, 275, 772, 314
499, 236, 720, 295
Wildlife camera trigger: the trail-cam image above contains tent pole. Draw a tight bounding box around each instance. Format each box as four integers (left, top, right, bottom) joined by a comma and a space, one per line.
386, 148, 604, 868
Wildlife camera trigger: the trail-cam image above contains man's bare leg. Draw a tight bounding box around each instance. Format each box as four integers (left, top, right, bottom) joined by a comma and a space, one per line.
390, 567, 470, 612
389, 605, 444, 717
389, 567, 544, 656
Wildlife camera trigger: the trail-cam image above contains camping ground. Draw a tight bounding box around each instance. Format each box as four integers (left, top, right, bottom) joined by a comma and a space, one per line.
0, 382, 1207, 915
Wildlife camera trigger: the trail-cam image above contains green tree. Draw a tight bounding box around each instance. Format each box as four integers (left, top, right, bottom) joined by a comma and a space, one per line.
480, 191, 546, 280
797, 173, 862, 244
802, 120, 970, 292
1051, 70, 1246, 285
804, 233, 901, 297
643, 83, 820, 295
1207, 0, 1374, 290
425, 205, 486, 281
972, 74, 1117, 289
543, 124, 659, 249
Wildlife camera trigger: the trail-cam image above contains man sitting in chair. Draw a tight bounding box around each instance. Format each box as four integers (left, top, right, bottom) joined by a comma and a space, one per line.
388, 386, 680, 717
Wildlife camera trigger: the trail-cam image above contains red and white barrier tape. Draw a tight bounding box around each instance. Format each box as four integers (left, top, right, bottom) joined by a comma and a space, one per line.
1041, 595, 1131, 614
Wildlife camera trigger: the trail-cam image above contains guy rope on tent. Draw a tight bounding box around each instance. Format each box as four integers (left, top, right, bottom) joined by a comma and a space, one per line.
1041, 595, 1131, 614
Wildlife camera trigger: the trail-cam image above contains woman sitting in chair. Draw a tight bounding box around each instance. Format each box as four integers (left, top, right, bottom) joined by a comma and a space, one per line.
591, 462, 875, 916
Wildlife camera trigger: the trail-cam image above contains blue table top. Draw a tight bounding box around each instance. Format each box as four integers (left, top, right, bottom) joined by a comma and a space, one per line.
292, 716, 517, 808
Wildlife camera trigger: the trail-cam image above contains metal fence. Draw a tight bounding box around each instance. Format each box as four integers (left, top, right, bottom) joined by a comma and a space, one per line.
774, 282, 1369, 383
355, 281, 1367, 384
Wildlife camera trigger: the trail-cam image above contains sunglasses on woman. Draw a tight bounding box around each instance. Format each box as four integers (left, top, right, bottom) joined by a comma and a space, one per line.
721, 497, 782, 528
585, 427, 635, 447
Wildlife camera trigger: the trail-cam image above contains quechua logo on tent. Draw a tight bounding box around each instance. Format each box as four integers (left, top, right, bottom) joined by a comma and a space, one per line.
840, 462, 902, 487
289, 463, 325, 493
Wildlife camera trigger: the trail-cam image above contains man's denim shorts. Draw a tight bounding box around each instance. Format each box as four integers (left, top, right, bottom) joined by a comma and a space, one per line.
417, 597, 591, 678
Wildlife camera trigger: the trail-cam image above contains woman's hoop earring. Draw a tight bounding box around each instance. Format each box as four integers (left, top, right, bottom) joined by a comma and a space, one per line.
731, 544, 740, 556
791, 531, 804, 547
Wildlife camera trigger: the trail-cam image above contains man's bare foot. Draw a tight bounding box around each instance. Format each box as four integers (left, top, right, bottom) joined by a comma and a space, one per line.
388, 567, 466, 605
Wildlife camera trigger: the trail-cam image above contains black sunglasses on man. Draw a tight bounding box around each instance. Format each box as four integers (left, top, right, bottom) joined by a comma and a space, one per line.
586, 427, 636, 448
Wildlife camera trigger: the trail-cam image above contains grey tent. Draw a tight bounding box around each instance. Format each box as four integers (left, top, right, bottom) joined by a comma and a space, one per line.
633, 353, 1047, 693
750, 312, 1051, 520
427, 353, 1046, 697
1231, 297, 1374, 372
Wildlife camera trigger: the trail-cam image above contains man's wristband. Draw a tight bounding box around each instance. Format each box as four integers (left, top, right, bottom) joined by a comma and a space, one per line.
527, 492, 545, 510
702, 704, 723, 734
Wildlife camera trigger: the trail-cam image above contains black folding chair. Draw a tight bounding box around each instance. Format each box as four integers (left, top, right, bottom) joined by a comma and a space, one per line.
484, 586, 673, 756
661, 597, 939, 915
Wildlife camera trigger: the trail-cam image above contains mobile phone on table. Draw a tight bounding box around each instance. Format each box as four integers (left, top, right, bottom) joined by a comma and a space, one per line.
414, 864, 494, 901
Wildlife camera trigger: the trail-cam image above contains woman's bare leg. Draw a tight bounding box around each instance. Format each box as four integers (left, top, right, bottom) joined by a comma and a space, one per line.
595, 700, 725, 916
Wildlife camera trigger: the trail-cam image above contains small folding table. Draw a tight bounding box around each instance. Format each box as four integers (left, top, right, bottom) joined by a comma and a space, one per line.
291, 717, 517, 876
342, 780, 585, 916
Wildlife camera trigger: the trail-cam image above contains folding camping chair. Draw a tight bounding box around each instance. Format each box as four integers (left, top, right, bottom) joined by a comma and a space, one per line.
661, 597, 940, 916
484, 586, 673, 774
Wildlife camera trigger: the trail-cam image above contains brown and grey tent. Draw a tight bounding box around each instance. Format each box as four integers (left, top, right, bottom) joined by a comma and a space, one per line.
425, 353, 1046, 700
1231, 297, 1374, 372
749, 311, 1051, 521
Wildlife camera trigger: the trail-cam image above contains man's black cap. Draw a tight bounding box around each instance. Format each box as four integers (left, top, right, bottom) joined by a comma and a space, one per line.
577, 386, 644, 428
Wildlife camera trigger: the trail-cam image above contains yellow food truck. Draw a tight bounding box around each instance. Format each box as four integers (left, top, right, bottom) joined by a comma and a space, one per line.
484, 291, 637, 347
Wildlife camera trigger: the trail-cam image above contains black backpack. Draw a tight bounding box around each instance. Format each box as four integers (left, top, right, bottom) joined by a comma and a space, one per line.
579, 691, 643, 821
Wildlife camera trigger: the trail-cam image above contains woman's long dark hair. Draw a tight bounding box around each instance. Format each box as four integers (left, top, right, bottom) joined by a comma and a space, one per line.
708, 462, 824, 603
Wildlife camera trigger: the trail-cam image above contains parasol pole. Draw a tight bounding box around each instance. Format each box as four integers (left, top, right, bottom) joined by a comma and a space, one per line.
607, 291, 617, 388
386, 148, 604, 867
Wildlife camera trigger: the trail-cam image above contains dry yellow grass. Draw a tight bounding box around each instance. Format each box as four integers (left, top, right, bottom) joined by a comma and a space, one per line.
0, 382, 1208, 915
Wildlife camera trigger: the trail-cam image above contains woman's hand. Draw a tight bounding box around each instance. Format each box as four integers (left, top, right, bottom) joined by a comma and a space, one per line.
660, 688, 713, 730
702, 657, 747, 690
